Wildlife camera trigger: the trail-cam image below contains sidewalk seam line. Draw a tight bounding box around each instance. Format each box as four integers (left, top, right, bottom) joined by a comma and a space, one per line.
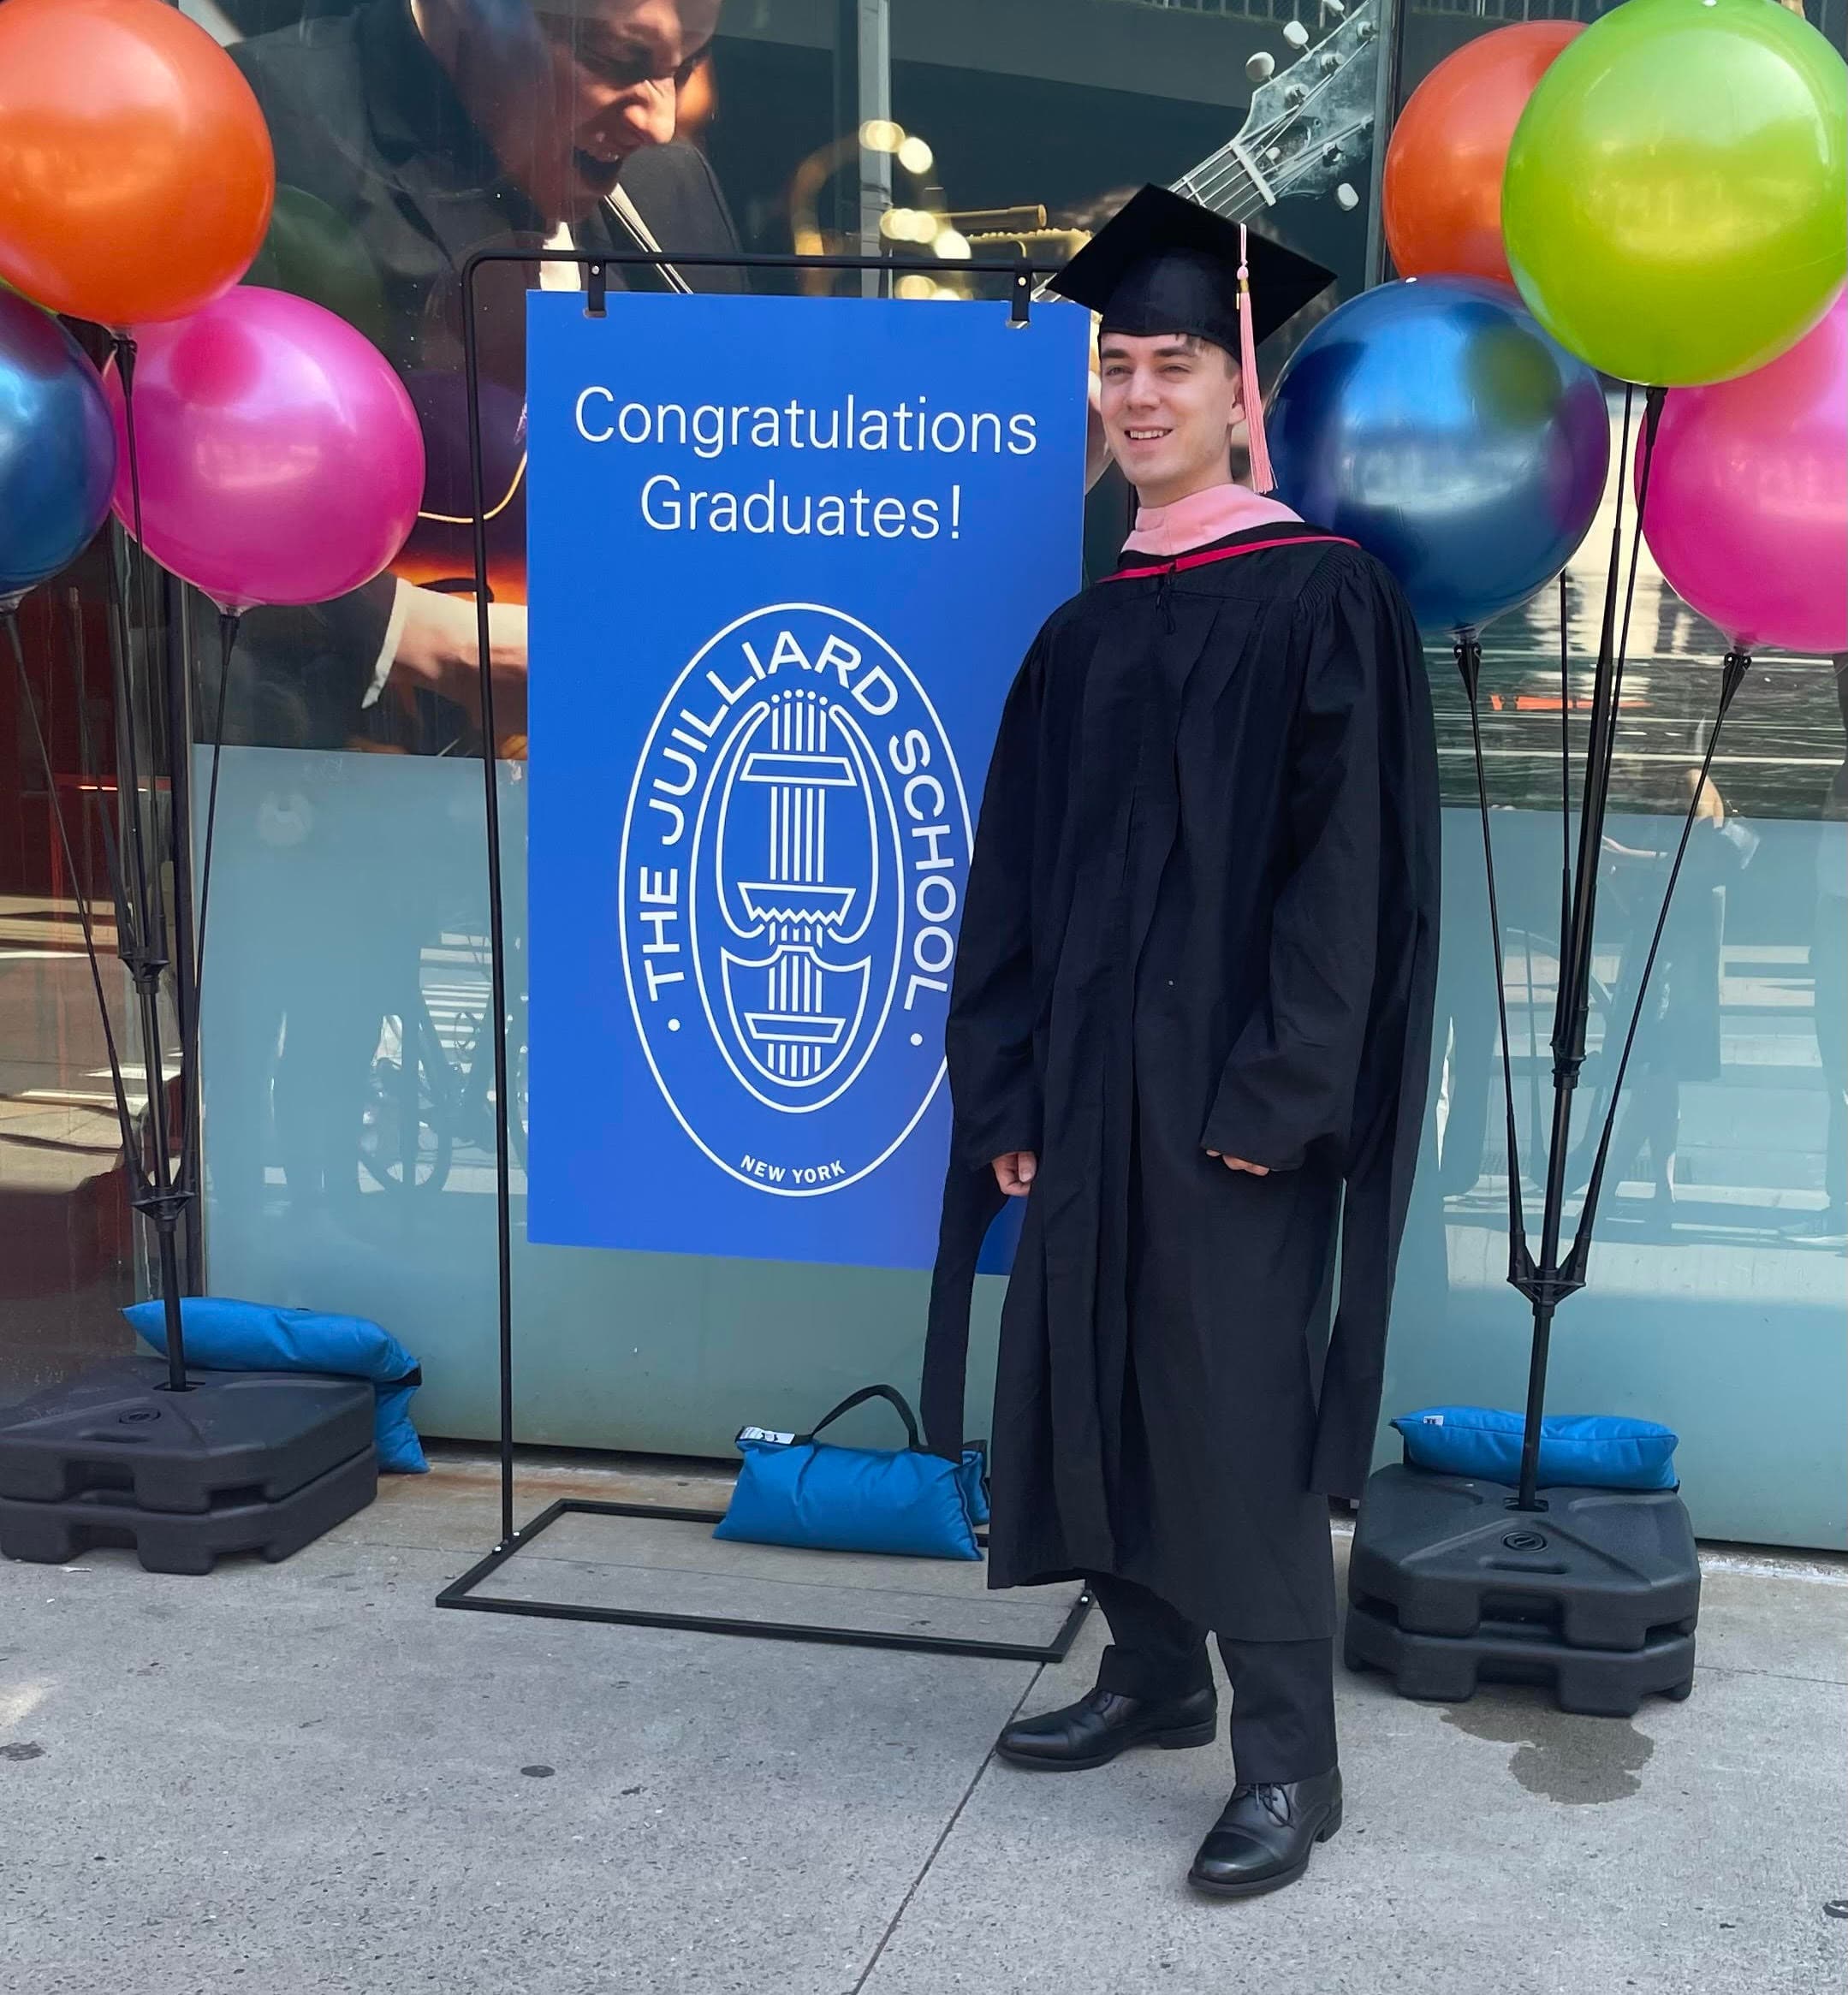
1683, 1660, 1848, 1689
847, 1665, 1043, 1993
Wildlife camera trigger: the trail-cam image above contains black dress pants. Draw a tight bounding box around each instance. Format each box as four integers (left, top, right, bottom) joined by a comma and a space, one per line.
1088, 1572, 1338, 1786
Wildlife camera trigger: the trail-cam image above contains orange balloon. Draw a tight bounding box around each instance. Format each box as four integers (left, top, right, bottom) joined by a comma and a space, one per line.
1383, 23, 1582, 284
0, 0, 273, 326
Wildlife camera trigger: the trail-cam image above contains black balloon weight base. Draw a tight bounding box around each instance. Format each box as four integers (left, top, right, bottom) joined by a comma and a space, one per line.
0, 1357, 377, 1572
1342, 1464, 1701, 1718
0, 1447, 377, 1575
1342, 1598, 1695, 1717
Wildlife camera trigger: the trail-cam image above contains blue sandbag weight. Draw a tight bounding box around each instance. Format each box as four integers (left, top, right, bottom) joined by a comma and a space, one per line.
1392, 1406, 1678, 1491
126, 1297, 428, 1474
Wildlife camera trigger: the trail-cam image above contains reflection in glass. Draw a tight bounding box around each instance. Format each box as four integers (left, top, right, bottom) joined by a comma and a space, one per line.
169, 0, 1847, 1548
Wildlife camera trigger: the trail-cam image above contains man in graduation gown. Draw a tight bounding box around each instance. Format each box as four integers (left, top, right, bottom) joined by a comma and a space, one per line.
941, 187, 1440, 1897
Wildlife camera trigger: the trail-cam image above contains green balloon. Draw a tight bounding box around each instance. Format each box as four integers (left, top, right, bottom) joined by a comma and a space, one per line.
246, 185, 392, 348
1502, 0, 1847, 386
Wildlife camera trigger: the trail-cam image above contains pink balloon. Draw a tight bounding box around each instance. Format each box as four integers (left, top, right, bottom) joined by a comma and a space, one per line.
104, 287, 424, 609
1638, 291, 1846, 656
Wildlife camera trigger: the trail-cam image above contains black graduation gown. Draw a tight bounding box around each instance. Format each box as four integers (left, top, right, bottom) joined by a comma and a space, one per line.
937, 521, 1440, 1642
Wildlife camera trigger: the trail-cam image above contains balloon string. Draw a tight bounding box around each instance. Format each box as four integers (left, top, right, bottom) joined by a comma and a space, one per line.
4, 609, 147, 1197
1558, 569, 1572, 1027
1459, 628, 1531, 1267
1560, 389, 1674, 1272
1554, 385, 1635, 1071
1595, 390, 1653, 775
1572, 387, 1658, 1065
1565, 651, 1752, 1275
100, 519, 146, 955
60, 584, 132, 975
110, 335, 168, 975
1612, 390, 1666, 714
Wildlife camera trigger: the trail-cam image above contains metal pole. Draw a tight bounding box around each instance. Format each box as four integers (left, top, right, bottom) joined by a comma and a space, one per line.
114, 338, 190, 1392
5, 609, 143, 1179
1362, 0, 1405, 287
1514, 1084, 1579, 1507
461, 263, 520, 1551
1506, 386, 1667, 1510
856, 0, 893, 297
161, 568, 203, 1285
466, 247, 1067, 282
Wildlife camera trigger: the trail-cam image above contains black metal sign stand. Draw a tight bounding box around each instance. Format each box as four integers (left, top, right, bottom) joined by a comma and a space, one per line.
434, 246, 1089, 1665
438, 1499, 1093, 1664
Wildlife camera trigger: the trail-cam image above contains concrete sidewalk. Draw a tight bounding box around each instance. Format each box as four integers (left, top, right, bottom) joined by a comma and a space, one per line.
3, 1450, 1845, 1995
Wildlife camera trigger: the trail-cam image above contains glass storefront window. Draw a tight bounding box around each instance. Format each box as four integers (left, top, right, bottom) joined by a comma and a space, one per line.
8, 0, 1837, 1541
2, 551, 172, 1404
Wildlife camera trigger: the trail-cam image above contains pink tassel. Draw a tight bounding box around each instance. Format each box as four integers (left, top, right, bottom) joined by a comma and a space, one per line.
1238, 224, 1274, 496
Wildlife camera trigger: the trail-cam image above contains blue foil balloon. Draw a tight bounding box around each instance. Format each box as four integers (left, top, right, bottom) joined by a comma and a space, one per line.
0, 291, 117, 607
1269, 277, 1609, 633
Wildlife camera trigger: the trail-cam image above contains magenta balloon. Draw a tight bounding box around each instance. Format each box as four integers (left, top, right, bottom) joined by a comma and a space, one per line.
1638, 290, 1846, 656
104, 287, 424, 609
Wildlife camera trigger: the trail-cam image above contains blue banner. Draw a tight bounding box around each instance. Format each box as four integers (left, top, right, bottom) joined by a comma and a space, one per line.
526, 290, 1087, 1266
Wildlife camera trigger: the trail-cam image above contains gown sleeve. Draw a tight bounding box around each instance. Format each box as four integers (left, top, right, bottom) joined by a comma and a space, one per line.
945, 634, 1047, 1170
1200, 561, 1386, 1171
1203, 556, 1440, 1502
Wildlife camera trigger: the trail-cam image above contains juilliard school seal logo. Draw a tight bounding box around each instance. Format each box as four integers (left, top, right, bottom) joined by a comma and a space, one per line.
620, 603, 972, 1196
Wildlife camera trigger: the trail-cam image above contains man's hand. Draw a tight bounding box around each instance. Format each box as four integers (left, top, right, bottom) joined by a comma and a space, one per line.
390, 585, 529, 738
993, 1151, 1037, 1196
1206, 1150, 1270, 1177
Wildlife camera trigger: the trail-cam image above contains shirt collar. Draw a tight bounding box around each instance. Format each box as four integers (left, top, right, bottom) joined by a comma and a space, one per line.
360, 0, 507, 179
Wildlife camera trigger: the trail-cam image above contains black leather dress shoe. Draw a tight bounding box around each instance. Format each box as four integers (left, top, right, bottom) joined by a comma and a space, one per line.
1187, 1769, 1343, 1897
995, 1683, 1217, 1771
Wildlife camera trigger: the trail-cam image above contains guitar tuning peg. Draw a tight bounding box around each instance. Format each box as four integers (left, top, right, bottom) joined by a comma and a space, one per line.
1283, 19, 1311, 49
1322, 0, 1347, 16
1245, 50, 1276, 82
1335, 183, 1360, 211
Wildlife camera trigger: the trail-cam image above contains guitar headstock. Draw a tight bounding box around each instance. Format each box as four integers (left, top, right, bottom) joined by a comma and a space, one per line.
1176, 0, 1379, 217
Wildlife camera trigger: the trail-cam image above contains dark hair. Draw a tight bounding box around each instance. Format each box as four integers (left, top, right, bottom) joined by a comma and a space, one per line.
1099, 329, 1239, 375
1179, 331, 1239, 373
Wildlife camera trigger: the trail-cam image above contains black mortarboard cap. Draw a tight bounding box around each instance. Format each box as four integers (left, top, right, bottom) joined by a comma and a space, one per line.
1048, 183, 1334, 352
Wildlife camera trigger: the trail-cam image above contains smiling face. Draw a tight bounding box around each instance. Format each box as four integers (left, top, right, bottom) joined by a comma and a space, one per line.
431, 0, 721, 224
1098, 330, 1245, 508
